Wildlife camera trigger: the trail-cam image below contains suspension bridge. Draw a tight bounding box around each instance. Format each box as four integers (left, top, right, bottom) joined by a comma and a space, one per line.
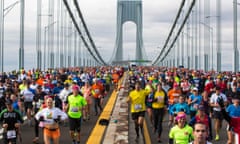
0, 0, 238, 143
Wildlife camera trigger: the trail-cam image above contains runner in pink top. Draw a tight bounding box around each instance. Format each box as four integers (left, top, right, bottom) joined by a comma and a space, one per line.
81, 81, 92, 121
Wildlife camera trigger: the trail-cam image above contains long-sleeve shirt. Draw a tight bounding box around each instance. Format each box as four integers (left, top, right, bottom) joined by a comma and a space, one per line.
35, 107, 67, 125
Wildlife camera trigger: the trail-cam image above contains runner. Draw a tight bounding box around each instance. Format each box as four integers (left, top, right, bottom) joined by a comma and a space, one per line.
127, 81, 148, 141
35, 97, 68, 144
169, 112, 193, 144
81, 81, 92, 121
168, 83, 182, 127
112, 71, 119, 91
20, 80, 35, 126
91, 78, 104, 116
152, 83, 167, 143
210, 86, 227, 141
64, 85, 87, 144
0, 99, 24, 144
189, 122, 212, 144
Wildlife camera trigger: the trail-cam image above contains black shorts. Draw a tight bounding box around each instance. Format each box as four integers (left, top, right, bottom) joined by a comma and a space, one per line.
212, 110, 223, 120
24, 101, 33, 112
68, 117, 82, 132
131, 111, 145, 120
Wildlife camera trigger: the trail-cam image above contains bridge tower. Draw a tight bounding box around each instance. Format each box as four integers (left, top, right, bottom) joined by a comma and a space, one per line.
112, 0, 145, 64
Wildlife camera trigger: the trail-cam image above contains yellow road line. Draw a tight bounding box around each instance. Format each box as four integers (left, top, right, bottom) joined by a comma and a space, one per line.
86, 90, 117, 144
143, 119, 151, 144
86, 75, 124, 144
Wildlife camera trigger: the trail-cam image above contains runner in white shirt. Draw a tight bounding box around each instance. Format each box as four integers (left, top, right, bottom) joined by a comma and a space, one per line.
30, 79, 38, 90
80, 72, 89, 83
20, 81, 35, 125
210, 86, 227, 141
35, 97, 68, 144
59, 83, 71, 103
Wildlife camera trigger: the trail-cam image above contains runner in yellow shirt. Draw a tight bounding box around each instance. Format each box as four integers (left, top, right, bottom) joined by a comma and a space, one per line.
127, 82, 148, 141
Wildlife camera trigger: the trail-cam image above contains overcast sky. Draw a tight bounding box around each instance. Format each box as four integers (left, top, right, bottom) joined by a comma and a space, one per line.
2, 0, 237, 72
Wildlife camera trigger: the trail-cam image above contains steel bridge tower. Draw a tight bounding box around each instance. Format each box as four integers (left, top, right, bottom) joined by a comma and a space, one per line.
112, 0, 145, 64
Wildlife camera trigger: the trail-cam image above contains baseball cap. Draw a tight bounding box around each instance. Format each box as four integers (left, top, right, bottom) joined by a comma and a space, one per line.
192, 87, 198, 91
92, 78, 98, 83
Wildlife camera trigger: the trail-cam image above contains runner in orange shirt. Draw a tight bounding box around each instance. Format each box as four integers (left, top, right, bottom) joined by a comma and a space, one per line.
168, 83, 182, 127
112, 71, 120, 91
91, 78, 104, 116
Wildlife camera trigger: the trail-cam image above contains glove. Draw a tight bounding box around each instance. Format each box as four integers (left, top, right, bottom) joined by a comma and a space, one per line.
39, 116, 44, 122
54, 115, 61, 123
217, 97, 225, 108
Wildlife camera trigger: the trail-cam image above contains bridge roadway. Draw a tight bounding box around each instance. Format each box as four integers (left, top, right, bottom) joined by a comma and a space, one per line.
0, 73, 228, 144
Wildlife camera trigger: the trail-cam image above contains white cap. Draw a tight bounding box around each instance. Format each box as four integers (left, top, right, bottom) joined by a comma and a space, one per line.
92, 78, 97, 83
193, 87, 198, 91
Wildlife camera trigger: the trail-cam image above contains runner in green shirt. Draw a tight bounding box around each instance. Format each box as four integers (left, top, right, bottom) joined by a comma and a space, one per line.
169, 112, 193, 144
64, 85, 87, 144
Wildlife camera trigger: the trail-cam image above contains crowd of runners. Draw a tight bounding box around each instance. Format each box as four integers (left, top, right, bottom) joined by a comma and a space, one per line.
0, 66, 123, 144
1, 65, 240, 144
127, 66, 240, 144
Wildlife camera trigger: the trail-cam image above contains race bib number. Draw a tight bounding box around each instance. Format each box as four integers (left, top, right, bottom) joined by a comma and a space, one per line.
71, 107, 79, 112
7, 130, 16, 139
157, 96, 163, 102
134, 104, 142, 110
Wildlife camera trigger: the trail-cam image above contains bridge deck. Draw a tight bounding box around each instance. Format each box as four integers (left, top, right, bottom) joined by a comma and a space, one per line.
0, 73, 228, 144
